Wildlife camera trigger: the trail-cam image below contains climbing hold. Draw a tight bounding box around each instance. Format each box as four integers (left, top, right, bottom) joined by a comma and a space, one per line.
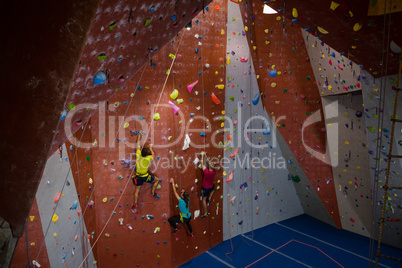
68, 103, 75, 111
292, 8, 298, 18
353, 23, 362, 31
124, 123, 129, 129
330, 1, 340, 10
60, 109, 67, 121
252, 93, 260, 105
240, 56, 248, 63
215, 5, 220, 11
52, 213, 59, 223
168, 101, 180, 114
70, 200, 78, 210
291, 175, 300, 183
229, 147, 239, 158
200, 132, 206, 137
187, 80, 198, 93
211, 93, 221, 104
182, 134, 191, 150
154, 113, 160, 120
225, 171, 234, 182
170, 89, 179, 99
93, 71, 106, 84
317, 26, 329, 34
269, 69, 277, 77
216, 84, 225, 90
54, 191, 61, 203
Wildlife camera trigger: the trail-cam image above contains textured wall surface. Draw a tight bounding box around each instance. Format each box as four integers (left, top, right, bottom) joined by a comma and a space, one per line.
51, 0, 213, 155
62, 1, 227, 267
0, 0, 98, 237
361, 71, 402, 249
238, 1, 341, 227
222, 0, 304, 240
303, 31, 362, 96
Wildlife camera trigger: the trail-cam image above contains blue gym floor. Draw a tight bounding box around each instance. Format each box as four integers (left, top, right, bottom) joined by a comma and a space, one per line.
181, 214, 402, 268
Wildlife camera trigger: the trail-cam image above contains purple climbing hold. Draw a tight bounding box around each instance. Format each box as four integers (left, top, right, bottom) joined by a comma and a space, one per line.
355, 111, 363, 118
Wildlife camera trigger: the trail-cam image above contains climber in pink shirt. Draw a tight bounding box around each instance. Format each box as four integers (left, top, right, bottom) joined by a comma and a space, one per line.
200, 151, 216, 218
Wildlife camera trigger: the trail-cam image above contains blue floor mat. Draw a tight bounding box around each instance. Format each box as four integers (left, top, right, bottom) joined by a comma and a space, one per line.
181, 214, 402, 268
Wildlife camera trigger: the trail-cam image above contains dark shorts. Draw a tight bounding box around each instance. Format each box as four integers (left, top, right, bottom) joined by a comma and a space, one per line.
202, 184, 215, 198
132, 173, 155, 186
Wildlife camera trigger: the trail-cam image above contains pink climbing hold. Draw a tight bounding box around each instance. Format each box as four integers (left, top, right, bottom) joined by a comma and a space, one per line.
187, 80, 198, 93
168, 101, 180, 114
240, 56, 248, 63
356, 83, 361, 88
342, 86, 348, 90
300, 94, 305, 99
338, 65, 343, 70
350, 218, 355, 223
233, 119, 238, 126
329, 59, 332, 65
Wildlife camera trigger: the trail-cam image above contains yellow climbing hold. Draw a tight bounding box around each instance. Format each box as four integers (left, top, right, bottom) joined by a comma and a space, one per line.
170, 89, 179, 99
245, 26, 248, 31
276, 16, 281, 20
292, 8, 298, 18
177, 99, 183, 104
345, 141, 349, 145
154, 113, 160, 120
103, 198, 107, 202
330, 1, 340, 10
226, 56, 231, 65
353, 23, 362, 32
271, 82, 277, 87
221, 29, 225, 35
52, 213, 59, 223
216, 84, 225, 90
328, 85, 332, 90
317, 26, 329, 34
124, 123, 129, 129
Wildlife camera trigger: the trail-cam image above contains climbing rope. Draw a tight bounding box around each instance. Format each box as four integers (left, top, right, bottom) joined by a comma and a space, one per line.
78, 30, 186, 267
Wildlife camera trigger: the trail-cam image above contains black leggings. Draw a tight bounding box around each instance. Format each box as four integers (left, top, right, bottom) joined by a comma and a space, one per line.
168, 215, 192, 233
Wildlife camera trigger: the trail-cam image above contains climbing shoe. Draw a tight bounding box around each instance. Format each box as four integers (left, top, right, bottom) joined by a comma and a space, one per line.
173, 229, 180, 235
150, 192, 160, 199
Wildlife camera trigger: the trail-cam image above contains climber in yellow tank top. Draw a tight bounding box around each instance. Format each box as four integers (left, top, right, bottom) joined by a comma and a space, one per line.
132, 132, 160, 212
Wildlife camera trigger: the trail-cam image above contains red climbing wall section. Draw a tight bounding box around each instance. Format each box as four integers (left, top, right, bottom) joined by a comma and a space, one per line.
66, 1, 226, 266
10, 198, 50, 268
239, 1, 341, 228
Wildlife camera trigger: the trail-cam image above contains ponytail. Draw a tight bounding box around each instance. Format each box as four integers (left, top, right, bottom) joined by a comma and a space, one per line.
182, 191, 190, 208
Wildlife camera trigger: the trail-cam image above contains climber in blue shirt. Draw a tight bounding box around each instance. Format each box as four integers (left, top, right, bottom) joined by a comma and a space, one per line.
168, 178, 193, 236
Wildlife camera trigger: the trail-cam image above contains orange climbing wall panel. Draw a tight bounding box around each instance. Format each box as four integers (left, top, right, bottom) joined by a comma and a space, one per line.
65, 1, 227, 266
10, 198, 50, 268
239, 2, 341, 227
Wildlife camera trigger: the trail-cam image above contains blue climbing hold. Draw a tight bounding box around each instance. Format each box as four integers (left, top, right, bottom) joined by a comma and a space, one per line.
137, 86, 143, 90
93, 71, 106, 84
139, 116, 145, 120
171, 15, 176, 20
252, 93, 260, 105
60, 109, 67, 121
200, 132, 206, 137
263, 124, 271, 135
70, 200, 78, 210
331, 52, 335, 57
269, 69, 277, 77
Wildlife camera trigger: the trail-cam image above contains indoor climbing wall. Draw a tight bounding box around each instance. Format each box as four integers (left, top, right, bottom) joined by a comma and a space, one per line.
304, 32, 373, 237
361, 71, 402, 249
302, 31, 362, 96
35, 145, 96, 267
52, 0, 213, 155
238, 1, 340, 227
222, 0, 304, 240
64, 1, 227, 267
10, 199, 50, 268
321, 94, 372, 237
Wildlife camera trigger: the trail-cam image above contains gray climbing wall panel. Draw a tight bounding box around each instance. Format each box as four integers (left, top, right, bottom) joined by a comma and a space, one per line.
302, 31, 361, 96
321, 95, 372, 237
222, 0, 304, 240
361, 71, 402, 249
36, 145, 96, 267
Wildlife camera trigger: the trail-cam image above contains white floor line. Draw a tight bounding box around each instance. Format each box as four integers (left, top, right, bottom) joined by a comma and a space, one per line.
205, 251, 236, 268
241, 234, 312, 268
275, 223, 391, 268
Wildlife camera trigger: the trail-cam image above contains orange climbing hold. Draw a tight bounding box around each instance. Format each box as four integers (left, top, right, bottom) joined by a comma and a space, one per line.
227, 134, 232, 141
211, 93, 221, 104
226, 170, 234, 182
54, 191, 61, 203
229, 147, 239, 158
215, 5, 220, 11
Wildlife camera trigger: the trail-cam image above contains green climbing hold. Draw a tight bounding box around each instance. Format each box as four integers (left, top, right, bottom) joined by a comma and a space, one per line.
368, 126, 376, 132
68, 103, 75, 111
234, 109, 238, 113
86, 156, 91, 161
306, 76, 311, 80
97, 53, 107, 61
219, 117, 225, 122
229, 96, 234, 101
281, 124, 285, 127
144, 18, 151, 26
283, 89, 287, 93
398, 140, 402, 146
291, 175, 300, 183
109, 22, 116, 30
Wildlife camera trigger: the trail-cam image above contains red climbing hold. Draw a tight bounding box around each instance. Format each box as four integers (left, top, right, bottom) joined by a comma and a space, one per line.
226, 170, 234, 182
211, 93, 221, 104
229, 147, 239, 158
54, 191, 61, 203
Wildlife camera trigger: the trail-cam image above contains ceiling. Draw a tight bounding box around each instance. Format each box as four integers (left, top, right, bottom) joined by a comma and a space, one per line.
262, 0, 402, 77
